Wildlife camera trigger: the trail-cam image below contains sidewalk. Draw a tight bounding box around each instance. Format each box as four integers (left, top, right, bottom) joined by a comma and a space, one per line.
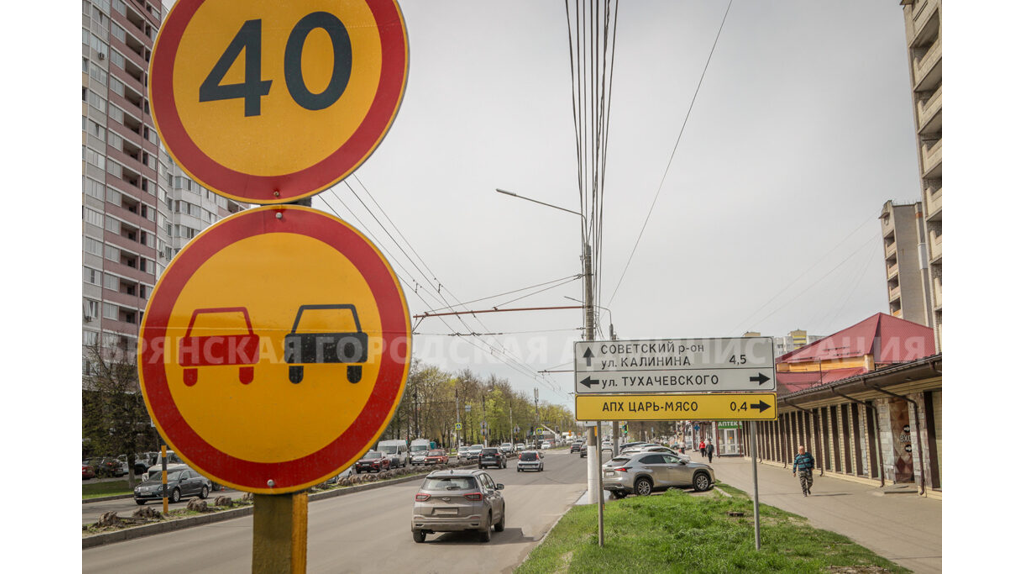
706, 454, 941, 573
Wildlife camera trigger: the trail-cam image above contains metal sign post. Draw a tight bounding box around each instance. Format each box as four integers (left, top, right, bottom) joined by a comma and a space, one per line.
751, 420, 761, 550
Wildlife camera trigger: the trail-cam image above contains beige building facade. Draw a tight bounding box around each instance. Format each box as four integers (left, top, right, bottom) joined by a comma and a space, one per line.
879, 200, 930, 326
899, 0, 941, 349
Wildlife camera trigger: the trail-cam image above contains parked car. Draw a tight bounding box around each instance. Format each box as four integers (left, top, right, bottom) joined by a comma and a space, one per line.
411, 469, 506, 543
134, 465, 212, 505
457, 446, 472, 462
146, 451, 185, 479
355, 451, 391, 473
517, 450, 543, 472
82, 462, 96, 480
410, 438, 433, 465
424, 449, 449, 465
376, 439, 409, 468
90, 457, 124, 477
602, 452, 714, 498
478, 448, 506, 469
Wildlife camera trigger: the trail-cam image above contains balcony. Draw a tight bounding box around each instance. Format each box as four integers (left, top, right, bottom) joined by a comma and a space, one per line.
928, 232, 942, 264
921, 138, 942, 179
889, 284, 901, 302
886, 261, 899, 279
916, 86, 942, 136
932, 277, 942, 310
884, 241, 897, 259
924, 184, 942, 221
909, 0, 940, 48
913, 37, 942, 92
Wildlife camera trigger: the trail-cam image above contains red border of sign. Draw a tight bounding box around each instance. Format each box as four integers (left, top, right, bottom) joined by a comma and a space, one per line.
149, 0, 408, 204
139, 206, 410, 492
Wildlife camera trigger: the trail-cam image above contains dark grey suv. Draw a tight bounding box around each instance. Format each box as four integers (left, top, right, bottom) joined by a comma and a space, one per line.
602, 452, 715, 498
411, 469, 506, 543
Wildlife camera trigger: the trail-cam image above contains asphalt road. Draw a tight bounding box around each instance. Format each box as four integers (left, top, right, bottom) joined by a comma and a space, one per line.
82, 449, 587, 574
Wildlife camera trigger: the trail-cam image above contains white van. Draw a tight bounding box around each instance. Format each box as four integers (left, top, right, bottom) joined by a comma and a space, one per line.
376, 439, 409, 468
410, 438, 432, 465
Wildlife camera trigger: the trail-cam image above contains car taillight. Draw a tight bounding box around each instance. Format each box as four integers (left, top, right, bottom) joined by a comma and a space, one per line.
415, 493, 431, 501
464, 492, 482, 501
613, 467, 628, 472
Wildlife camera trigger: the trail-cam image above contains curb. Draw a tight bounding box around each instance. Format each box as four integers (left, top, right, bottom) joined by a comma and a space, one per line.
83, 463, 476, 549
514, 488, 582, 571
83, 494, 134, 504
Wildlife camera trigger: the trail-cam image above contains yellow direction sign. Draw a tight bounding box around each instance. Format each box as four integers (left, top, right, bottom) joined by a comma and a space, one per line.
575, 393, 777, 422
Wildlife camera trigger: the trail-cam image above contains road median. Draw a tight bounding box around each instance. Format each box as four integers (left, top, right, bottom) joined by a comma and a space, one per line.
83, 462, 476, 549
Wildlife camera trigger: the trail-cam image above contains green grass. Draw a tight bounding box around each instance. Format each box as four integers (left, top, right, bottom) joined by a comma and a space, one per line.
516, 486, 909, 574
83, 480, 133, 499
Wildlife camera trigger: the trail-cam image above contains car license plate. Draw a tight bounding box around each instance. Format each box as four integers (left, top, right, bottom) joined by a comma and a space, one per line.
434, 508, 457, 516
604, 471, 614, 477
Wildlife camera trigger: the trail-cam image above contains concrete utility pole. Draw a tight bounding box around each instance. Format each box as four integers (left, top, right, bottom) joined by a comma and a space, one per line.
583, 244, 605, 546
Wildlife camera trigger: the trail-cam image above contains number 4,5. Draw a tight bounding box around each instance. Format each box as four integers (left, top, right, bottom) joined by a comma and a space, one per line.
198, 14, 352, 117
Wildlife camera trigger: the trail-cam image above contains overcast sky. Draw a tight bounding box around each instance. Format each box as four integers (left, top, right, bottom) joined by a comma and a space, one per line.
271, 1, 927, 408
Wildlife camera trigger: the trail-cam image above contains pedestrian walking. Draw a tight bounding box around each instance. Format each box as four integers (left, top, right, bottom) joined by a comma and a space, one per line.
793, 445, 815, 496
699, 439, 706, 458
706, 440, 715, 463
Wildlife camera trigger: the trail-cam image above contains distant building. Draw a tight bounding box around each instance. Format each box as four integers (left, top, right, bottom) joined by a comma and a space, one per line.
879, 200, 930, 326
898, 0, 941, 349
82, 0, 245, 380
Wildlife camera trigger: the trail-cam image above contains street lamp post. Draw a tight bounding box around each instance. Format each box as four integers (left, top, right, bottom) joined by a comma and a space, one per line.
496, 188, 604, 538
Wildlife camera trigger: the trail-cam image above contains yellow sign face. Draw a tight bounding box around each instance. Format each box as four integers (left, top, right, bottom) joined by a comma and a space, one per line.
139, 206, 411, 493
150, 0, 409, 204
575, 394, 777, 422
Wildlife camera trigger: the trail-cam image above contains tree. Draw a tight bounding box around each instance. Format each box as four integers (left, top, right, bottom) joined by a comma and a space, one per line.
82, 341, 156, 488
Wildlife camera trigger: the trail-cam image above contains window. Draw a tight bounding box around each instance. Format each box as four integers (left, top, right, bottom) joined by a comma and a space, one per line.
105, 244, 119, 261
104, 273, 120, 291
86, 89, 105, 112
83, 177, 105, 200
108, 104, 124, 124
112, 0, 125, 16
111, 23, 126, 43
90, 33, 108, 60
83, 266, 102, 286
83, 208, 104, 227
84, 147, 106, 171
105, 216, 120, 235
109, 50, 125, 71
103, 302, 119, 320
106, 187, 121, 205
109, 77, 124, 97
108, 131, 123, 152
83, 330, 100, 347
84, 237, 104, 257
84, 299, 101, 320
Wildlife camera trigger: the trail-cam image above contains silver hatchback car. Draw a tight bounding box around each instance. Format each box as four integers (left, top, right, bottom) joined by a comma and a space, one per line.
603, 452, 715, 498
411, 469, 506, 543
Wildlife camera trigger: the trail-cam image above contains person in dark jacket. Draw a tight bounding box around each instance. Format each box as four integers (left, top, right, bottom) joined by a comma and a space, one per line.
793, 445, 815, 496
706, 440, 715, 463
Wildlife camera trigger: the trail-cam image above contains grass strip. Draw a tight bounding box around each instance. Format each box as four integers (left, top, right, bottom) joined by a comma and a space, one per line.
83, 480, 133, 499
516, 485, 909, 574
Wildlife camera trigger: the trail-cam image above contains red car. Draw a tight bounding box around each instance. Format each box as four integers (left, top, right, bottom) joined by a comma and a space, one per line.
82, 463, 96, 480
355, 451, 391, 473
179, 307, 260, 386
424, 449, 448, 465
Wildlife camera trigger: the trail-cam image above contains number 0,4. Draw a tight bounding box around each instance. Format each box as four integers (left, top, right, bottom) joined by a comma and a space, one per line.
198, 13, 352, 116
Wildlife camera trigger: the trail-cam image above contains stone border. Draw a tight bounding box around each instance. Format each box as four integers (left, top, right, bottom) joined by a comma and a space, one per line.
83, 463, 476, 549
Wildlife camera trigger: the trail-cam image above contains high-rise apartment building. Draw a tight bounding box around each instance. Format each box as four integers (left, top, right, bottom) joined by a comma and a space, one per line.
899, 0, 941, 349
82, 0, 244, 377
879, 200, 930, 326
82, 0, 164, 364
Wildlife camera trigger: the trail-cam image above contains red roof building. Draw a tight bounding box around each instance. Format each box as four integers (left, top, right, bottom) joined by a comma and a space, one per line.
775, 313, 935, 395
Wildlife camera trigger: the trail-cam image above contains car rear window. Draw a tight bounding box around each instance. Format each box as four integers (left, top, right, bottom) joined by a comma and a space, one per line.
423, 476, 477, 491
520, 452, 538, 461
482, 448, 497, 454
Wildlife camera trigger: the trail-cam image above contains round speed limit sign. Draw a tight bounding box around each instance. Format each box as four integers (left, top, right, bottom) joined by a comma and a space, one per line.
149, 0, 409, 204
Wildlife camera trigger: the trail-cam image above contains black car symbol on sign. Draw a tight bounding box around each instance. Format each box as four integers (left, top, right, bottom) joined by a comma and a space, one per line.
284, 304, 368, 384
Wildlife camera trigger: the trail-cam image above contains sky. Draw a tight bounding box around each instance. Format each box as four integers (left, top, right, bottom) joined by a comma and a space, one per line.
6, 0, 1024, 568
289, 1, 925, 409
